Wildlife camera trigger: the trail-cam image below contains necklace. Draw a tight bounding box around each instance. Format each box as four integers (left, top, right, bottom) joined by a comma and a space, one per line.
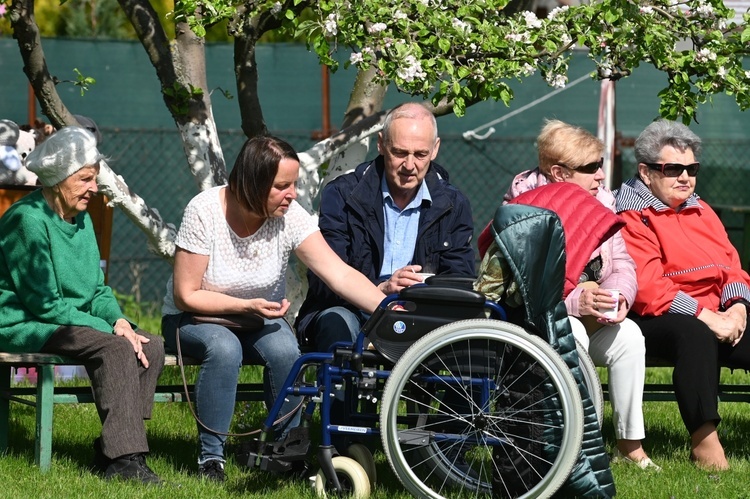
240, 211, 252, 237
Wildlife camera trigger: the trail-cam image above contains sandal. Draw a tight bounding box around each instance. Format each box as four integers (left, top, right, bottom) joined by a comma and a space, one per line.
611, 448, 662, 471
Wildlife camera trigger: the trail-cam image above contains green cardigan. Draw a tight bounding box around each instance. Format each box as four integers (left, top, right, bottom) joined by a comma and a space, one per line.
0, 190, 129, 352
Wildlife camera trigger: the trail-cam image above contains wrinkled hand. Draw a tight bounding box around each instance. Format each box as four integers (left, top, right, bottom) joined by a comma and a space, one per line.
113, 318, 151, 368
248, 298, 290, 319
578, 288, 618, 321
378, 265, 424, 295
701, 309, 744, 346
726, 303, 748, 334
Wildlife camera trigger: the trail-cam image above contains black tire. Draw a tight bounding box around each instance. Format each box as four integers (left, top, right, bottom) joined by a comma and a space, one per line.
380, 319, 583, 498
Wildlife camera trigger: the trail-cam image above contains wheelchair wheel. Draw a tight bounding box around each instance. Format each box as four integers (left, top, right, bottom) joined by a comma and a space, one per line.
380, 319, 583, 499
575, 338, 604, 428
314, 456, 371, 498
345, 443, 377, 485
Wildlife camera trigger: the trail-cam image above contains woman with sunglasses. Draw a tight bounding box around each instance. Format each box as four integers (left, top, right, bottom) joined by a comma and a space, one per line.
615, 119, 750, 470
503, 119, 657, 470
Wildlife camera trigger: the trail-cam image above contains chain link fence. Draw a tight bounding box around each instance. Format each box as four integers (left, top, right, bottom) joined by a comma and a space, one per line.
99, 128, 750, 304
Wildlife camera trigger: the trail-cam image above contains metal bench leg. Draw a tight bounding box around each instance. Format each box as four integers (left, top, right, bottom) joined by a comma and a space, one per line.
35, 364, 54, 472
0, 365, 10, 452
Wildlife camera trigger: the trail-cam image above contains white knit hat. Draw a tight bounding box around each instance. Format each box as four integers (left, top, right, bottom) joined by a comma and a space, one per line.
26, 126, 102, 187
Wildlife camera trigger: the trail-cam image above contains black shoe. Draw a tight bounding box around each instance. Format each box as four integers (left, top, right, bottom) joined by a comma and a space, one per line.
198, 459, 226, 482
104, 453, 161, 484
92, 437, 109, 474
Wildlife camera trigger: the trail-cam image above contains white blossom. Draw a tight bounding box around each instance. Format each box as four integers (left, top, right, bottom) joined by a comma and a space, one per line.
397, 55, 427, 82
523, 11, 543, 29
323, 13, 338, 37
695, 3, 714, 18
350, 52, 364, 64
505, 32, 531, 43
521, 63, 536, 76
717, 66, 727, 78
394, 10, 408, 21
270, 2, 282, 15
368, 22, 387, 34
745, 70, 750, 79
695, 47, 716, 63
639, 6, 653, 15
452, 18, 472, 34
548, 5, 568, 20
546, 73, 567, 88
561, 33, 572, 46
362, 46, 376, 58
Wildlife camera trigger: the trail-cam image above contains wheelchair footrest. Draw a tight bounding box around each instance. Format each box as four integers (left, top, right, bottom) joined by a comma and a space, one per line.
235, 426, 311, 474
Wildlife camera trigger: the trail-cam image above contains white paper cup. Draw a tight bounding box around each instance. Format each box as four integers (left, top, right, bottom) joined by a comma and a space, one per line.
601, 289, 619, 320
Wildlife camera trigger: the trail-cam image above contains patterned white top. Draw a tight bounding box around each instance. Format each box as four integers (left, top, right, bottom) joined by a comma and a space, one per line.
162, 186, 319, 316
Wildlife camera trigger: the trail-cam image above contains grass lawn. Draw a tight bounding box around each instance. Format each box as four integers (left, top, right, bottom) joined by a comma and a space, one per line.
3, 302, 750, 497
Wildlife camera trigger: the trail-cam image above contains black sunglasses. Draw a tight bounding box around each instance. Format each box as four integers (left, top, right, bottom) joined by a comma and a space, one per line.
557, 158, 604, 174
644, 162, 700, 177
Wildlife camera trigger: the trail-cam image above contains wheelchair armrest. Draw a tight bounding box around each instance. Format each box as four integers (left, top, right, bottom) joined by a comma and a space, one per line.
399, 284, 486, 307
424, 275, 476, 290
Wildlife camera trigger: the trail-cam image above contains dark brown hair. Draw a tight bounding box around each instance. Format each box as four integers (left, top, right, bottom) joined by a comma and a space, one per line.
228, 135, 299, 217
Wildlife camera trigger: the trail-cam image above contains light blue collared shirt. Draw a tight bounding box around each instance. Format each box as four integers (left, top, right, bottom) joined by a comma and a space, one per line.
379, 176, 432, 279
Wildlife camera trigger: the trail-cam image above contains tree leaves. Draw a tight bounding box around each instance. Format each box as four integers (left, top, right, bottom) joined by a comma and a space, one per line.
174, 0, 750, 123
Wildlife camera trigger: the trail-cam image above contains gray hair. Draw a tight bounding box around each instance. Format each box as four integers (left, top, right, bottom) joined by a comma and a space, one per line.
634, 119, 702, 164
381, 102, 438, 146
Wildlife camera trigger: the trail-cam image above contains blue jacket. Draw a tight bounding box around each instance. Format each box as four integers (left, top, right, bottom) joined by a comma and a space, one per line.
295, 156, 475, 337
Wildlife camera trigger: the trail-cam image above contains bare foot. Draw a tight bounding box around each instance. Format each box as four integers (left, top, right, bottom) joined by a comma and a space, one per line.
616, 439, 649, 462
690, 423, 729, 470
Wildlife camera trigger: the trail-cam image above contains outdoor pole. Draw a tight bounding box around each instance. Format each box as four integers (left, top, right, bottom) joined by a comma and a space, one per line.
321, 65, 331, 137
311, 66, 332, 140
597, 79, 616, 190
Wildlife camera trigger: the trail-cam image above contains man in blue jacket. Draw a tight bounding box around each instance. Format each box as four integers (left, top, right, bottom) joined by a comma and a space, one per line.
295, 102, 475, 351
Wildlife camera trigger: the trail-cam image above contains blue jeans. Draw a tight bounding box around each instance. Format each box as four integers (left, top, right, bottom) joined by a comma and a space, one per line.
311, 306, 368, 352
162, 313, 301, 464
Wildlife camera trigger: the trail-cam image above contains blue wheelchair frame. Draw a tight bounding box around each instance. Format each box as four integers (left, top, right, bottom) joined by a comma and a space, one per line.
238, 281, 582, 498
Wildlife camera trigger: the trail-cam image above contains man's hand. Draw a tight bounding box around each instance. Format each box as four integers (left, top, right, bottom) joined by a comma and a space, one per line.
378, 265, 425, 295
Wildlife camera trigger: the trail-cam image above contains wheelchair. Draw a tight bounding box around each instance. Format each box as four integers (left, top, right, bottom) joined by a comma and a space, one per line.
237, 277, 591, 498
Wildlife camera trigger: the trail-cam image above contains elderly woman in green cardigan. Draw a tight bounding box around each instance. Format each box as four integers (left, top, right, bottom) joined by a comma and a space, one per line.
0, 126, 164, 484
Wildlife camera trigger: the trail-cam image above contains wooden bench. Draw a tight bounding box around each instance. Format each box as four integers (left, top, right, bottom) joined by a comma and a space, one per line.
0, 352, 265, 471
601, 358, 750, 404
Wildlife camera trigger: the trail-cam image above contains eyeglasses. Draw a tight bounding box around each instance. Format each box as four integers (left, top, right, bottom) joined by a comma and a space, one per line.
643, 162, 700, 177
557, 158, 604, 174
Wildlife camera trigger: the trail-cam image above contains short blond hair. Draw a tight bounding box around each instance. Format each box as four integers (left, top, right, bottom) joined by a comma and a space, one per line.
536, 119, 604, 176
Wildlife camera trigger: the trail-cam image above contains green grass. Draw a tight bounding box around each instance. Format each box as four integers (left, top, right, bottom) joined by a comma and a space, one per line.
5, 298, 750, 497
7, 368, 750, 498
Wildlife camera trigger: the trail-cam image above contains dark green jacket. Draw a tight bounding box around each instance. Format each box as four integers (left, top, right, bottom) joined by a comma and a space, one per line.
486, 203, 616, 498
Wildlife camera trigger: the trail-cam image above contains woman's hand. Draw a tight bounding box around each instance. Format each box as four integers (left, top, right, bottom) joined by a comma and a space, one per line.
607, 294, 629, 324
578, 288, 619, 320
699, 308, 744, 346
247, 298, 290, 318
726, 303, 748, 333
113, 318, 151, 368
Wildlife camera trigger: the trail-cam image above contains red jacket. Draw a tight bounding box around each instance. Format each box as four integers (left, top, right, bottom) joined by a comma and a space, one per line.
479, 180, 627, 302
615, 178, 750, 316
